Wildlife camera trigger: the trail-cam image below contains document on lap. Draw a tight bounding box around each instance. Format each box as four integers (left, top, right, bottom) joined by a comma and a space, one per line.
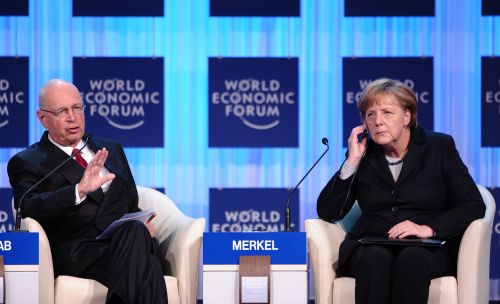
96, 208, 154, 240
358, 236, 446, 247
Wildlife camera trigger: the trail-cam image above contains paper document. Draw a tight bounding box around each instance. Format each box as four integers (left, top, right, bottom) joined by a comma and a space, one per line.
96, 208, 154, 240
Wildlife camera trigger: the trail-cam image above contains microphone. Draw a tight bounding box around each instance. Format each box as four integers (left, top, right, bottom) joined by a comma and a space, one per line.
14, 134, 92, 231
330, 145, 367, 223
285, 137, 329, 232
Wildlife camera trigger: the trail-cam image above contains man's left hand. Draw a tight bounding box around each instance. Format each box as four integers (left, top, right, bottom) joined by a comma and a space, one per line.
78, 148, 115, 197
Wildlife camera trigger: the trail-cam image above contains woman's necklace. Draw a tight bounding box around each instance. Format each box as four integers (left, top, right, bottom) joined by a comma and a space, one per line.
386, 149, 408, 166
387, 158, 404, 166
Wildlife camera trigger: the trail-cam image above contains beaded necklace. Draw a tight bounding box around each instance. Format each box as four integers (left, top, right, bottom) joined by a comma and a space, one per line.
385, 149, 408, 166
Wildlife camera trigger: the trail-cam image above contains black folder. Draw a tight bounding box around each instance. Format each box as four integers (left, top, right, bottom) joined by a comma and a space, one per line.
358, 236, 446, 247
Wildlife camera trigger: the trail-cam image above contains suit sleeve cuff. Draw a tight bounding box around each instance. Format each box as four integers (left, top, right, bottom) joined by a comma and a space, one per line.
339, 162, 358, 180
75, 184, 86, 205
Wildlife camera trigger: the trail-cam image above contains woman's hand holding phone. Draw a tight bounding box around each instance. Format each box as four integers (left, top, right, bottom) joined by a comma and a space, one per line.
347, 125, 368, 166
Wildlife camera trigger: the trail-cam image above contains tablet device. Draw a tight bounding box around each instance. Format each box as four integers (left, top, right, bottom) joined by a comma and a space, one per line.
358, 236, 446, 247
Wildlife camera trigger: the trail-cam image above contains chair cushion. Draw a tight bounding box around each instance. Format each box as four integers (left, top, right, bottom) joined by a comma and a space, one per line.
332, 277, 355, 304
332, 276, 458, 304
427, 276, 458, 304
165, 276, 180, 304
54, 275, 179, 304
55, 276, 107, 304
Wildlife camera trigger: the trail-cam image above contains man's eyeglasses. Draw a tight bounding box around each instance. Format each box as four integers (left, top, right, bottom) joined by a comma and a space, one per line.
40, 104, 86, 118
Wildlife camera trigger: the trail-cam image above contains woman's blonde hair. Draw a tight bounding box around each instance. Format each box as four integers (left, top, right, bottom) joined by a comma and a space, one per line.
357, 78, 418, 129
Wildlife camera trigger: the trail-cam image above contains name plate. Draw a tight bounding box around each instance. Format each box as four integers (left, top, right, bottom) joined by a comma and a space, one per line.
0, 232, 38, 265
203, 232, 306, 265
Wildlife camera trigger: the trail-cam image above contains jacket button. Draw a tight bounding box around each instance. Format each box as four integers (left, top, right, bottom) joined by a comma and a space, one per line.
391, 206, 398, 212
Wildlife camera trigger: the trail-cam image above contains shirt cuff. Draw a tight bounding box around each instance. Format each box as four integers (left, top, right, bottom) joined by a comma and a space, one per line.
339, 161, 358, 180
75, 184, 86, 205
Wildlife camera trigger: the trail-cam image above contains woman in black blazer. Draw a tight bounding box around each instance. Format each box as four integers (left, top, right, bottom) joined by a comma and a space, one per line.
317, 78, 485, 304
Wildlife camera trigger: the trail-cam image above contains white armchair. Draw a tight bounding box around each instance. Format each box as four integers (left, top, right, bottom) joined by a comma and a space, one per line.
305, 184, 495, 304
22, 186, 206, 304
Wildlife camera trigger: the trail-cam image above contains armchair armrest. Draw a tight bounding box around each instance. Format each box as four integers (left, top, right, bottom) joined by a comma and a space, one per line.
456, 185, 496, 304
137, 186, 206, 304
161, 217, 205, 304
24, 217, 55, 304
305, 218, 347, 304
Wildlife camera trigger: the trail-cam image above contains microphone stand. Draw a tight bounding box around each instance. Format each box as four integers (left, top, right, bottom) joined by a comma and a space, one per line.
285, 138, 329, 231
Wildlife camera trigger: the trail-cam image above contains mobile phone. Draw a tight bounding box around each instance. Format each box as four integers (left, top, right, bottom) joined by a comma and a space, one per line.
357, 130, 368, 142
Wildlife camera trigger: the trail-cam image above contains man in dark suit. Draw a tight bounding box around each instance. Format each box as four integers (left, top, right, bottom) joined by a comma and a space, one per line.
317, 78, 485, 304
8, 79, 168, 303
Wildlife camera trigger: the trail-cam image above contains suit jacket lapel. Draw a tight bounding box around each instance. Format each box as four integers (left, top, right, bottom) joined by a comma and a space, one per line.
40, 132, 106, 203
87, 138, 123, 180
396, 127, 428, 185
364, 126, 429, 186
86, 136, 132, 205
365, 143, 396, 186
39, 132, 85, 186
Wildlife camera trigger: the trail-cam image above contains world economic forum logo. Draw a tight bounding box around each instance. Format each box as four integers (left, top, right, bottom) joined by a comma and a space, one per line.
80, 78, 159, 130
74, 57, 164, 147
212, 78, 294, 130
209, 188, 299, 232
0, 79, 24, 128
0, 189, 14, 232
481, 57, 500, 147
209, 57, 298, 147
0, 57, 29, 147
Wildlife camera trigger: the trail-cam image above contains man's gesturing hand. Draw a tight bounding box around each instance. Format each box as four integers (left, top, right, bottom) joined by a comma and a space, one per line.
77, 148, 115, 198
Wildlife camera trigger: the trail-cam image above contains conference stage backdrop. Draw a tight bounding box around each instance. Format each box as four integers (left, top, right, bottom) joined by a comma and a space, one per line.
0, 0, 499, 301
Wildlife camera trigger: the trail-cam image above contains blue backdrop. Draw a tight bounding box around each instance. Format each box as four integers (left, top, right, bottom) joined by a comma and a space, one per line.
0, 0, 499, 301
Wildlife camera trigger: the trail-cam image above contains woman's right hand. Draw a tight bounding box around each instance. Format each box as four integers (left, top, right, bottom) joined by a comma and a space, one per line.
346, 125, 368, 166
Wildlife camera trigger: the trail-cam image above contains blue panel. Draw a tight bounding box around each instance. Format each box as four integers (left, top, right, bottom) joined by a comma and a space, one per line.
0, 57, 29, 147
0, 0, 28, 16
209, 188, 300, 232
345, 0, 435, 17
210, 0, 300, 17
209, 57, 298, 147
342, 57, 434, 145
73, 0, 164, 17
73, 57, 164, 147
483, 0, 500, 16
0, 188, 14, 232
481, 57, 500, 146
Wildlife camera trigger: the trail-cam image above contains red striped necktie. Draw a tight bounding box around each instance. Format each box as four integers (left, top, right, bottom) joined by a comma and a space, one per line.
72, 148, 88, 168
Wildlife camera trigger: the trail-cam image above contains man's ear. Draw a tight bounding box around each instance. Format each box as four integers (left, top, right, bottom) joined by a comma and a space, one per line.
36, 110, 48, 129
